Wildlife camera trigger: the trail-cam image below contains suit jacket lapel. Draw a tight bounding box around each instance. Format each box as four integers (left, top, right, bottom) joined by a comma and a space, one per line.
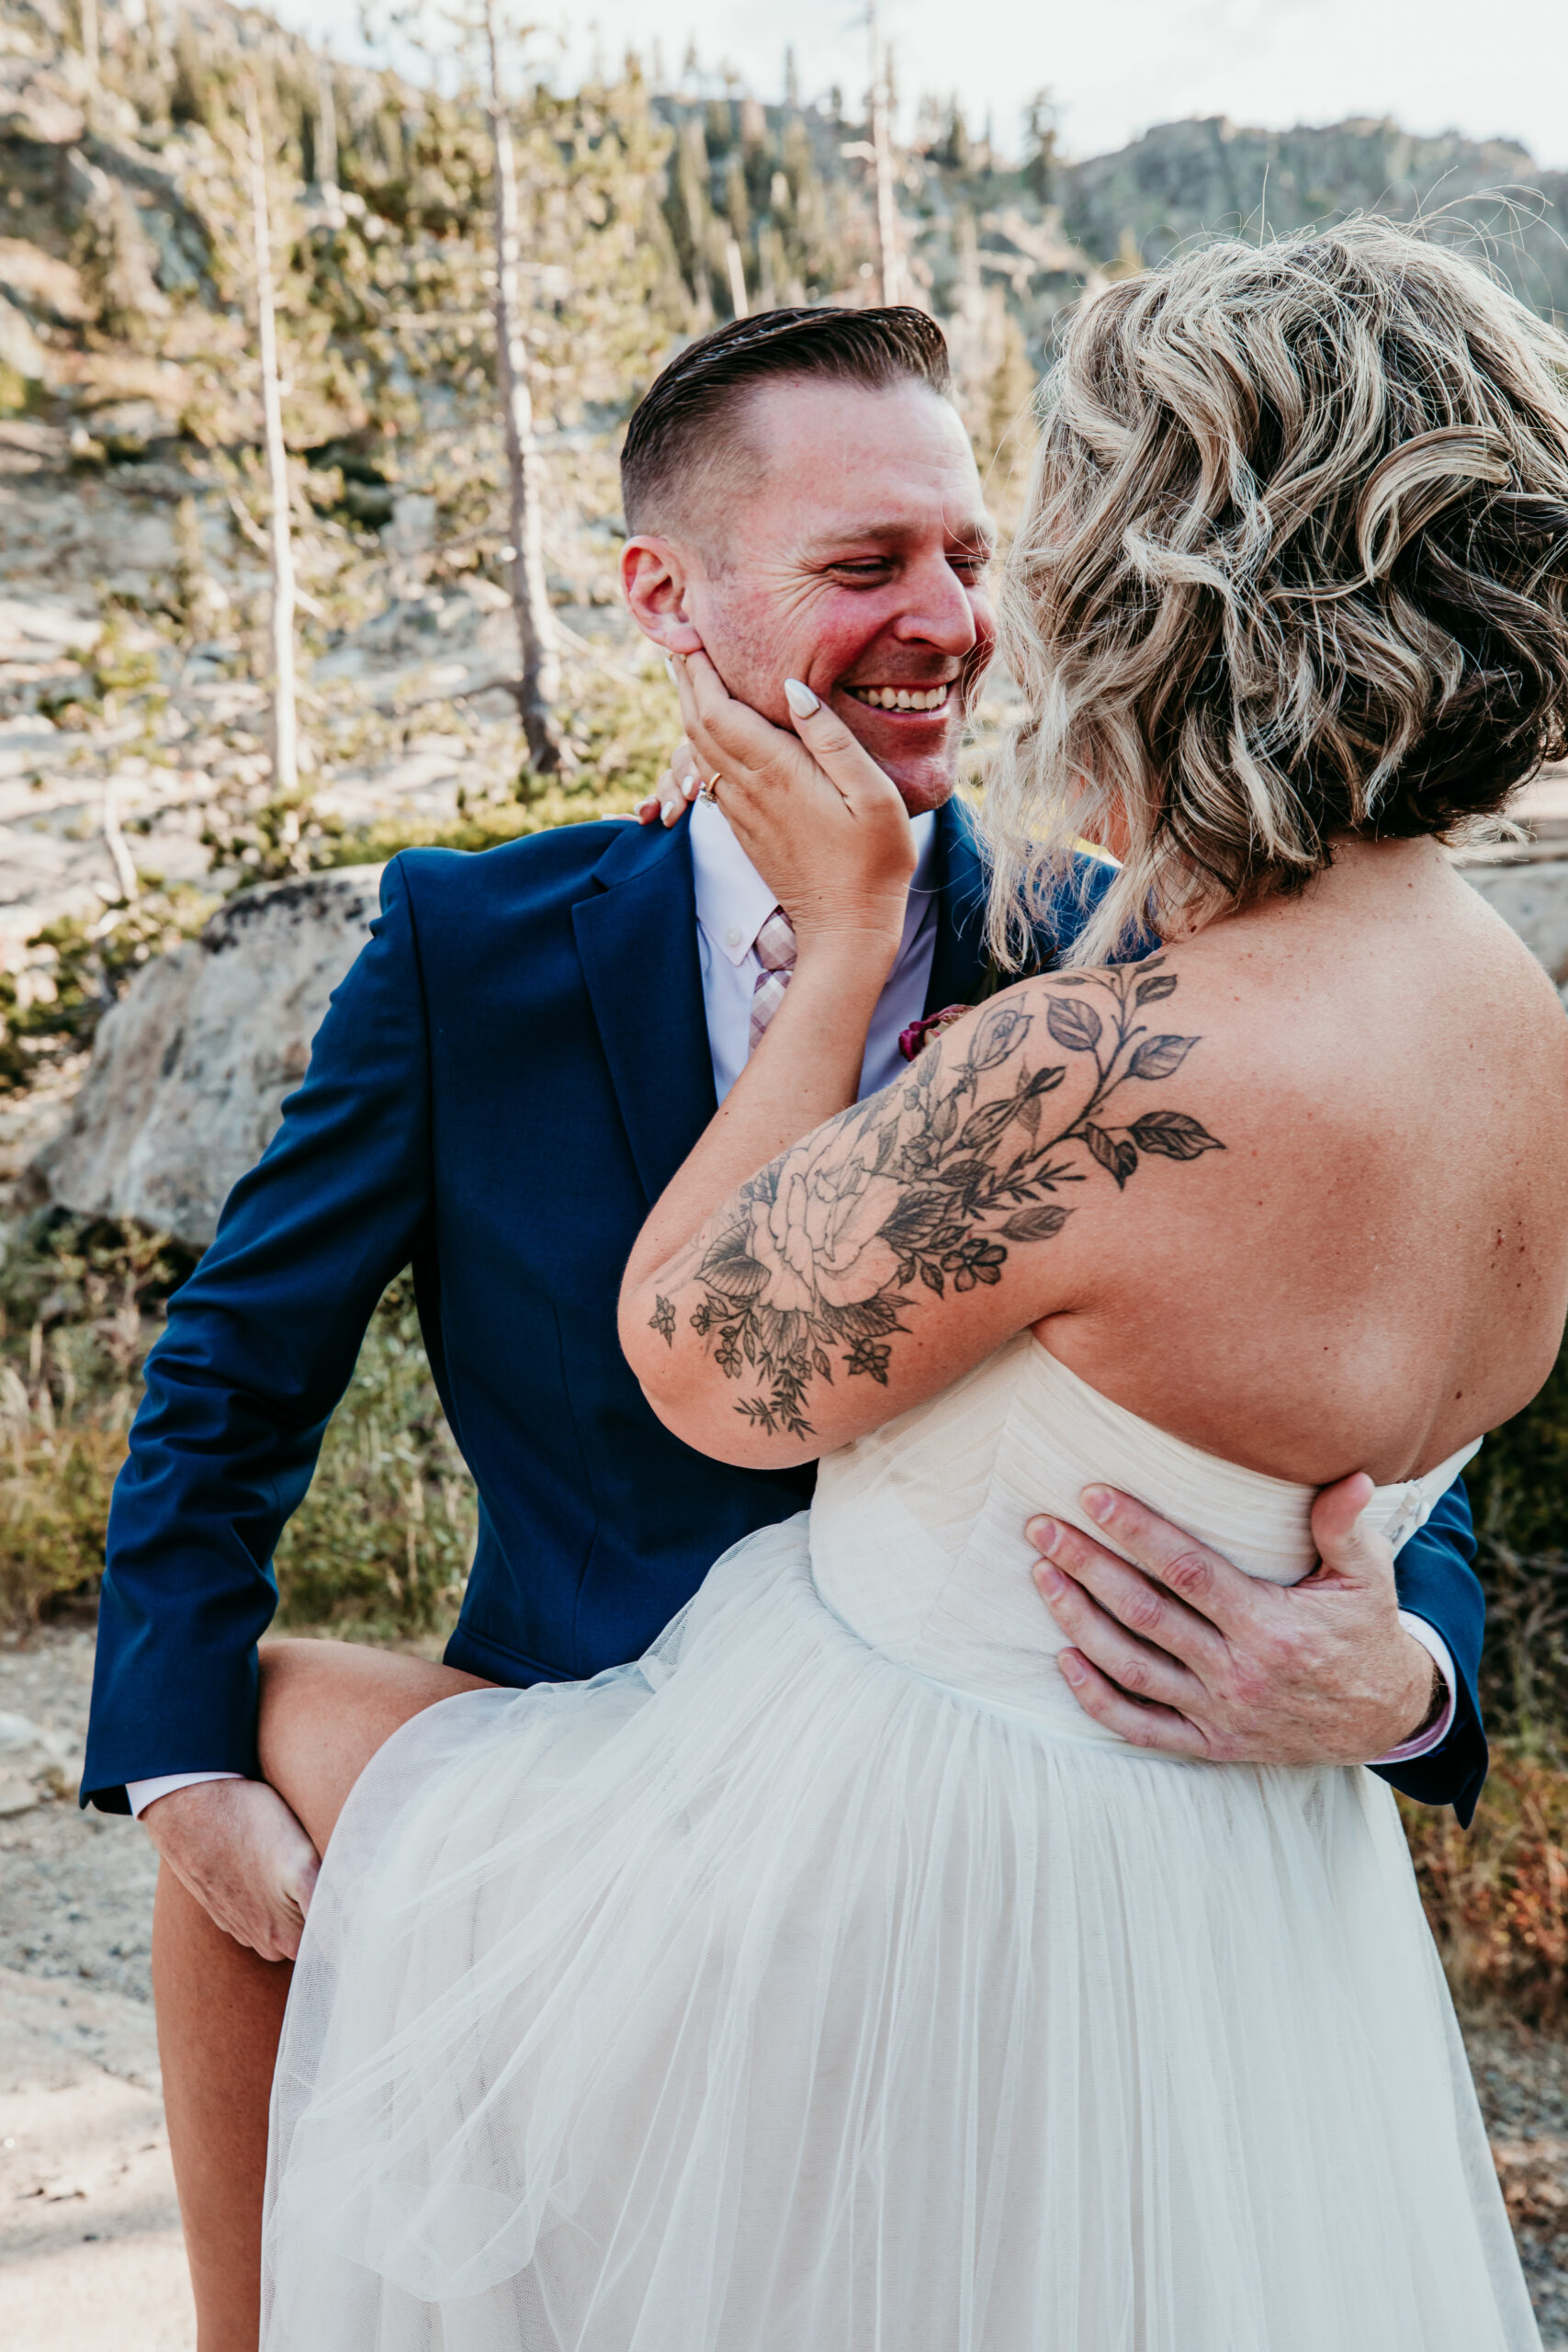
923, 797, 993, 1016
572, 820, 717, 1205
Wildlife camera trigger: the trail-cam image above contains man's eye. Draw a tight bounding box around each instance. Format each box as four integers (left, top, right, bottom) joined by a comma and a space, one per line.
830, 561, 893, 580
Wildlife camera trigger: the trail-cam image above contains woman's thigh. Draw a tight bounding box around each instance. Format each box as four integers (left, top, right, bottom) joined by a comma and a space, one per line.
257, 1637, 492, 1856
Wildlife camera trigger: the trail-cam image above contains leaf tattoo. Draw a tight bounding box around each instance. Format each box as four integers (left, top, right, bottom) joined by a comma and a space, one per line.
998, 1203, 1074, 1242
1083, 1123, 1139, 1188
1128, 1109, 1222, 1160
1127, 1034, 1195, 1081
1045, 995, 1103, 1054
672, 960, 1223, 1441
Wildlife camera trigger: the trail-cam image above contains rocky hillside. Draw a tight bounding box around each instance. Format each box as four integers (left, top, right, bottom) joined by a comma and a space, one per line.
1063, 116, 1568, 318
3, 0, 1567, 1132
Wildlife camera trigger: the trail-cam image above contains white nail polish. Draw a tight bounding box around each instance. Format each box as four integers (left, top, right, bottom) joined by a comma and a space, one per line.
784, 677, 820, 718
661, 653, 677, 682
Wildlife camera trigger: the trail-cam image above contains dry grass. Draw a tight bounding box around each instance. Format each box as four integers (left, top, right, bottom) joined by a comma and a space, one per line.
0, 1219, 474, 1646
0, 1389, 132, 1630
1403, 1750, 1568, 2025
0, 1219, 163, 1628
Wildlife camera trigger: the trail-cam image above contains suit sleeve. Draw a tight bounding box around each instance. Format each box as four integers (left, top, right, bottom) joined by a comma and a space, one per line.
1369, 1475, 1489, 1826
82, 860, 433, 1812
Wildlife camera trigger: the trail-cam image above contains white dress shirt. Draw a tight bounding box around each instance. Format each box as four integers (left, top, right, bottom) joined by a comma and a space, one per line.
125, 809, 1452, 1811
688, 793, 941, 1106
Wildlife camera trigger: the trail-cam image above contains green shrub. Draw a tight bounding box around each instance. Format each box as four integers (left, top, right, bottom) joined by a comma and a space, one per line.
0, 887, 217, 1088
1465, 1336, 1568, 1749
0, 1216, 190, 1624
272, 1276, 475, 1639
0, 1218, 474, 1645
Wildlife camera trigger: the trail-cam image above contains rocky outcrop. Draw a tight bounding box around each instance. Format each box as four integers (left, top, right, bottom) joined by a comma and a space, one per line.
0, 1703, 81, 1814
1461, 859, 1568, 996
34, 866, 382, 1250
0, 293, 47, 389
0, 55, 87, 150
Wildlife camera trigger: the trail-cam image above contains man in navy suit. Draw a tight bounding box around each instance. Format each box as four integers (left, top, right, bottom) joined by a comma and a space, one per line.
85, 308, 1484, 2341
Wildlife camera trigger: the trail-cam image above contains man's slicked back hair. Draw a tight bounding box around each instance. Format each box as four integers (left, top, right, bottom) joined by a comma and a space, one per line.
621, 306, 953, 535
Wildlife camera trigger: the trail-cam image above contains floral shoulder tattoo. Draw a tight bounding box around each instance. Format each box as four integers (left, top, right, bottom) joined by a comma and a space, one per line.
648, 957, 1224, 1442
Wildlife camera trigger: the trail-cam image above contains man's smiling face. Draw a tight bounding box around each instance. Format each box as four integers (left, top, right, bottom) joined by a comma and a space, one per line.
621, 375, 996, 815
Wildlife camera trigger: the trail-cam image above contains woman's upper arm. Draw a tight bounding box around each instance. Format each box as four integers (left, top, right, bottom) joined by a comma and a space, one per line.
624, 958, 1226, 1467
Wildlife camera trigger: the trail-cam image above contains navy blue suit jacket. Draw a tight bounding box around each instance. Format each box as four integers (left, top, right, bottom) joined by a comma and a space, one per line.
84, 801, 1490, 1821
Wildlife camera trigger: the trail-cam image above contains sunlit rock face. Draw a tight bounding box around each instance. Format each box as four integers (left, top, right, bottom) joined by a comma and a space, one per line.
33, 865, 381, 1250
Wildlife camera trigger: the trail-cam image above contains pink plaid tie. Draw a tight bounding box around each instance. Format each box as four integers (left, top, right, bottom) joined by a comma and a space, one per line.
749, 905, 798, 1052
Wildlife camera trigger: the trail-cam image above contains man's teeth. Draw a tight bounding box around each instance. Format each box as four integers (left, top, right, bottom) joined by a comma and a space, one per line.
846, 684, 951, 712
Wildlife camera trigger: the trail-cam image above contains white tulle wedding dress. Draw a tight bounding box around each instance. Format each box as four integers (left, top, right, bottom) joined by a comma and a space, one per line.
262, 1332, 1538, 2351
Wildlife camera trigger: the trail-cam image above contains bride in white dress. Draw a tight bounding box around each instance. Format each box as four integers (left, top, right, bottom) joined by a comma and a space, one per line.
260, 222, 1568, 2349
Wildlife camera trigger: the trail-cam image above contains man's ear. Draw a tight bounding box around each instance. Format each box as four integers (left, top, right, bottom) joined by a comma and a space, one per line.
621, 535, 705, 655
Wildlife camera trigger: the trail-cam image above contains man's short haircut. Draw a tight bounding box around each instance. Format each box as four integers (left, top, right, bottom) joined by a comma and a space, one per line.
621, 306, 953, 536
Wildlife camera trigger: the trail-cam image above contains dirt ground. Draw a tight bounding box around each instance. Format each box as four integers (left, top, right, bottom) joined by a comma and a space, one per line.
0, 1630, 187, 2351
4, 1624, 1568, 2350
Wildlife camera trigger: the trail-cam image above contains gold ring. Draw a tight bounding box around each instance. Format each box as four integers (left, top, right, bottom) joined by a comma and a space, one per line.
698, 775, 720, 804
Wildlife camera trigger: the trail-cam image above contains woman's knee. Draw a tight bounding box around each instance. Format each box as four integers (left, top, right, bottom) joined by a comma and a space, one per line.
256, 1637, 379, 1801
255, 1636, 491, 1808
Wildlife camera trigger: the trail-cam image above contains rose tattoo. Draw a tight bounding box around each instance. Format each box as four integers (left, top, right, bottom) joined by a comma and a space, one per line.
650, 957, 1223, 1441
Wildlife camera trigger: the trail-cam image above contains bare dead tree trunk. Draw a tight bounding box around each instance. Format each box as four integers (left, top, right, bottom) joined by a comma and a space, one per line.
315, 54, 339, 197
867, 3, 903, 306
680, 124, 714, 331
723, 235, 749, 319
244, 85, 299, 796
483, 0, 564, 775
79, 0, 100, 119
102, 775, 139, 902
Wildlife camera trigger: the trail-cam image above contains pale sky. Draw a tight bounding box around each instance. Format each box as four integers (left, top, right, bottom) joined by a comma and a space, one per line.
276, 0, 1568, 174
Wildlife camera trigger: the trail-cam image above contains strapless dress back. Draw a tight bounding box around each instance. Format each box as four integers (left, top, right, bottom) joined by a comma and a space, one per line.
812, 1329, 1476, 1733
264, 1337, 1532, 2352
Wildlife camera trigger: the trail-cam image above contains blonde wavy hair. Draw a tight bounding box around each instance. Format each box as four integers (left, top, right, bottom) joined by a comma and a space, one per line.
984, 220, 1568, 967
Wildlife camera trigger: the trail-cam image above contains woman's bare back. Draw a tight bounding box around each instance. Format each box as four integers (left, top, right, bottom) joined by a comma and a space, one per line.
1043, 833, 1568, 1486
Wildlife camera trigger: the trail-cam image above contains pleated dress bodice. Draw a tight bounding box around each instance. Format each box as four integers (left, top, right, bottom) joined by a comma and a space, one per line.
808, 1332, 1477, 1744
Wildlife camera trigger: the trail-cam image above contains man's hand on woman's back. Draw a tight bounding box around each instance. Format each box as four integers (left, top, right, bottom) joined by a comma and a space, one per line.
141, 1779, 320, 1963
1027, 1475, 1440, 1766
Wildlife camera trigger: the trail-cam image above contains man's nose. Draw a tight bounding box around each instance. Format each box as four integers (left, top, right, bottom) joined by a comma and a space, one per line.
890, 558, 984, 654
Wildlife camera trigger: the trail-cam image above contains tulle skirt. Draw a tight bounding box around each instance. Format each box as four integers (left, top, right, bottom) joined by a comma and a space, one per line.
262, 1517, 1538, 2351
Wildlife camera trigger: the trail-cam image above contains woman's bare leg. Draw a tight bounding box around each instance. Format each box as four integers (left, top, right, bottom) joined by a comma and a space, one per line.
254, 1636, 492, 1855
153, 1639, 491, 2352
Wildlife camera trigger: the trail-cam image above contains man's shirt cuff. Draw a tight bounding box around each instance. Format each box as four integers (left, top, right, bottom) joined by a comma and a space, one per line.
127, 1770, 246, 1818
1372, 1614, 1458, 1765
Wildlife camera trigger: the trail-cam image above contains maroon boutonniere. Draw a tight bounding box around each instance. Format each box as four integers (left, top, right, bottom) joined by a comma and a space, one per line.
897, 1004, 971, 1061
